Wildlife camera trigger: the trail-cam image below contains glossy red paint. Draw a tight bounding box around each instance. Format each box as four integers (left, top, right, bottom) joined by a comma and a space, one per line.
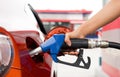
0, 27, 22, 77
0, 27, 52, 77
0, 23, 74, 77
11, 30, 52, 77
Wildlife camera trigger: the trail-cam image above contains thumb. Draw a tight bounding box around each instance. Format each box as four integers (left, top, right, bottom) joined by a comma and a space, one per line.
65, 34, 71, 46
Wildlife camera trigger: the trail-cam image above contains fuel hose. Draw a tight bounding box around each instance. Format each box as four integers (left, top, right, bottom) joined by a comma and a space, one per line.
109, 42, 120, 49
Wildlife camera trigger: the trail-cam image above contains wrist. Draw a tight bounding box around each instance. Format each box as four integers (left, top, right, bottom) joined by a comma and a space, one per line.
76, 25, 88, 38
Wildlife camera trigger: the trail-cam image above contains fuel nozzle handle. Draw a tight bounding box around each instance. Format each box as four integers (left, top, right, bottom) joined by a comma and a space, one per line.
61, 38, 109, 49
61, 38, 89, 49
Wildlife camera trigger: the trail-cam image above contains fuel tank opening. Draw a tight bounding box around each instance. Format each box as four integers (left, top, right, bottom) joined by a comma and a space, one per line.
26, 37, 44, 63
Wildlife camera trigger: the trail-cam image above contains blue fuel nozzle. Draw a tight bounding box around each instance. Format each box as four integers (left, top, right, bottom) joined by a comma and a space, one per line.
40, 34, 65, 62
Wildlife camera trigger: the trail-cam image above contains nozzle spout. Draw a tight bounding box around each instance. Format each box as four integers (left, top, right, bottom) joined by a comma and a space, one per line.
29, 47, 43, 57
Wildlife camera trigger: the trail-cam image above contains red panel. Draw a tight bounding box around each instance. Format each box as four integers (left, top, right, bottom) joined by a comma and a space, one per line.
102, 17, 120, 32
102, 61, 120, 77
42, 19, 85, 23
36, 9, 92, 14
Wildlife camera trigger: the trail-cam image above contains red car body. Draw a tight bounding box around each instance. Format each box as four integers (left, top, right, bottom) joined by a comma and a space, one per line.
0, 0, 52, 77
0, 25, 52, 77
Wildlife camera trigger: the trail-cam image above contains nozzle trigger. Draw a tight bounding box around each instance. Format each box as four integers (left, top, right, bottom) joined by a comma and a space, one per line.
58, 49, 91, 69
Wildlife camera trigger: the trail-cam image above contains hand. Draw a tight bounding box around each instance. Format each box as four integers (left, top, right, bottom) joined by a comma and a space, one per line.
64, 28, 86, 55
65, 30, 85, 46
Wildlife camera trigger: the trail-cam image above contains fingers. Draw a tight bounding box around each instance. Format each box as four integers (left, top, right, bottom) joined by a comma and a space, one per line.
65, 33, 71, 46
63, 51, 79, 55
64, 32, 79, 55
69, 51, 79, 55
63, 52, 69, 54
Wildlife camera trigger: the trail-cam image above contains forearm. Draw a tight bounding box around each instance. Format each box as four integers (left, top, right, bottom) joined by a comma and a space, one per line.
77, 0, 120, 36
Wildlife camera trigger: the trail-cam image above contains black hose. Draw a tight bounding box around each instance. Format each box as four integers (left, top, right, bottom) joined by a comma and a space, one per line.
109, 42, 120, 49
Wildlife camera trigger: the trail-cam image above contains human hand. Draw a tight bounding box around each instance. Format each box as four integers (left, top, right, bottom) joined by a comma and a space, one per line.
64, 30, 85, 46
64, 27, 87, 55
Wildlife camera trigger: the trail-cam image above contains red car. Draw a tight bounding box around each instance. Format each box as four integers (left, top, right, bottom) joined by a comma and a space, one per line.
0, 0, 52, 77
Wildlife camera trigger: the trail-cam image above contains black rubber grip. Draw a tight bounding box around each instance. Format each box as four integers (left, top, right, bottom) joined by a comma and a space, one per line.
61, 38, 89, 49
